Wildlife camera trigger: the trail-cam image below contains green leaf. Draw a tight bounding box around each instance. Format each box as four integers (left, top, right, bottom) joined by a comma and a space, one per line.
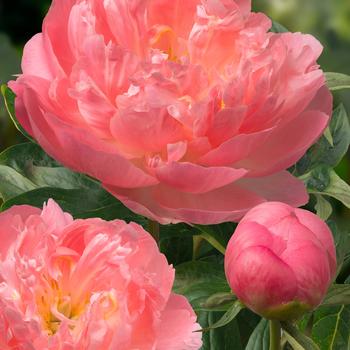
325, 72, 350, 91
281, 322, 320, 350
200, 301, 244, 332
173, 261, 231, 311
322, 285, 350, 307
327, 221, 350, 274
245, 319, 270, 350
1, 85, 34, 142
201, 292, 236, 310
296, 105, 350, 175
309, 170, 350, 208
199, 311, 243, 350
270, 20, 289, 33
195, 223, 236, 253
311, 305, 350, 350
0, 164, 36, 200
0, 143, 143, 223
314, 194, 332, 221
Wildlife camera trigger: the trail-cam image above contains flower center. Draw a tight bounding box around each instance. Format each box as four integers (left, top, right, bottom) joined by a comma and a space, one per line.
35, 277, 88, 335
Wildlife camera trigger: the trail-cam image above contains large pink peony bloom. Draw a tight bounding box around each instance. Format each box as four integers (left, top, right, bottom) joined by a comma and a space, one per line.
10, 0, 332, 224
225, 202, 337, 320
0, 200, 202, 349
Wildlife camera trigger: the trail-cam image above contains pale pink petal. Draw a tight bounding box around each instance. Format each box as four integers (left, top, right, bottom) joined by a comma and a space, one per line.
156, 294, 202, 350
0, 206, 40, 260
236, 171, 308, 208
155, 162, 247, 193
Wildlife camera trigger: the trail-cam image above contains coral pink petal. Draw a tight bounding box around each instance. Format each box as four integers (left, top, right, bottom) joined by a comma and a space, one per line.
110, 109, 186, 155
236, 109, 330, 175
227, 245, 297, 313
21, 34, 56, 79
240, 201, 293, 227
148, 0, 198, 39
236, 171, 309, 208
156, 294, 202, 350
155, 162, 248, 193
294, 208, 337, 276
198, 128, 272, 166
43, 0, 76, 73
281, 242, 332, 307
225, 221, 286, 271
19, 81, 158, 189
0, 206, 40, 260
105, 182, 266, 224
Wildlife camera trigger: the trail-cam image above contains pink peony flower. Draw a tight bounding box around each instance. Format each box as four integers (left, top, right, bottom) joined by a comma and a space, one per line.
224, 202, 337, 320
0, 200, 202, 349
10, 0, 332, 224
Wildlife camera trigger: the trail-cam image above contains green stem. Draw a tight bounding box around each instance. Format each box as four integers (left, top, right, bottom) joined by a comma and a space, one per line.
200, 232, 226, 254
269, 320, 281, 350
192, 236, 204, 260
148, 220, 160, 245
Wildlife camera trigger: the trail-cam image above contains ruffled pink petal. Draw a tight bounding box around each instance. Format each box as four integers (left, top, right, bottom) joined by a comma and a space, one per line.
21, 34, 56, 79
236, 171, 308, 208
103, 0, 148, 56
156, 293, 202, 350
41, 199, 73, 236
42, 0, 77, 73
110, 108, 186, 156
235, 108, 331, 176
155, 162, 247, 193
0, 206, 40, 260
106, 171, 306, 225
16, 78, 158, 189
148, 0, 199, 39
198, 128, 272, 166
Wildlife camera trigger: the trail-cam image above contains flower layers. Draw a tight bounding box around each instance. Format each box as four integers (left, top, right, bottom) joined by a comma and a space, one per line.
0, 200, 201, 349
11, 0, 332, 224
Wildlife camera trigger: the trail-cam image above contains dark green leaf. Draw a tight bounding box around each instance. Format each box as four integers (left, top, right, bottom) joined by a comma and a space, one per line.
322, 285, 350, 307
201, 292, 236, 310
281, 322, 320, 350
194, 224, 234, 254
327, 220, 350, 273
199, 311, 243, 350
296, 105, 350, 175
314, 194, 332, 221
245, 319, 270, 350
200, 301, 244, 332
325, 72, 350, 91
173, 261, 231, 311
310, 305, 350, 349
270, 20, 289, 33
308, 170, 350, 208
1, 85, 34, 141
0, 143, 143, 223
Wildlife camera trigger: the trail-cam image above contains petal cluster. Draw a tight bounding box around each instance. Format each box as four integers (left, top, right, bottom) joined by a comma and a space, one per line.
10, 0, 332, 224
225, 202, 337, 320
0, 200, 202, 349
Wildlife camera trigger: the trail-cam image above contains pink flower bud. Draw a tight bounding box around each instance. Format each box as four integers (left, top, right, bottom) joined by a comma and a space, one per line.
225, 202, 337, 320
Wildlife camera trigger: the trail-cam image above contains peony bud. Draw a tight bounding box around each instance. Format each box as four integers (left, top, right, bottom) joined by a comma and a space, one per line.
225, 202, 336, 320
